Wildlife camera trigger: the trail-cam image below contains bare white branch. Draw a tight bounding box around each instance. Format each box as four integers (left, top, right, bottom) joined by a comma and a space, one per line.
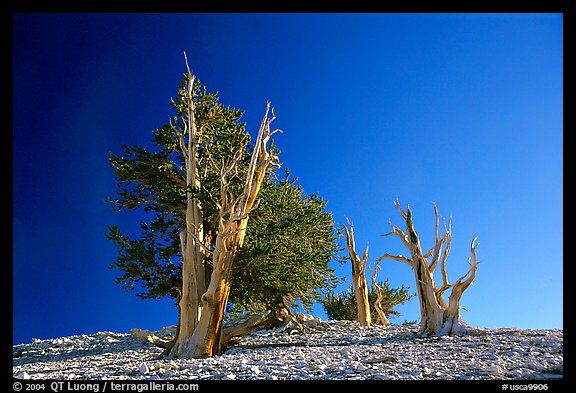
377, 253, 414, 268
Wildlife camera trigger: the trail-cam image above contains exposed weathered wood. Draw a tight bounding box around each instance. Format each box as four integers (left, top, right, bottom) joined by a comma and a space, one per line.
169, 53, 208, 358
443, 235, 479, 335
176, 101, 281, 358
371, 258, 391, 326
376, 253, 413, 268
167, 53, 281, 359
221, 310, 272, 345
130, 328, 172, 349
342, 217, 372, 327
379, 199, 479, 336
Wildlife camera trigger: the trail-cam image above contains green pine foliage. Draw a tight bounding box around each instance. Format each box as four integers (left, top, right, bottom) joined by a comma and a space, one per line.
105, 73, 342, 316
320, 280, 414, 324
232, 171, 343, 315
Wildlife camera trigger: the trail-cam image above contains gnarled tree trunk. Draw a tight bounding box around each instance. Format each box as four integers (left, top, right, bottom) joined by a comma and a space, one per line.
170, 59, 207, 358
371, 258, 391, 326
342, 217, 372, 327
172, 101, 280, 358
167, 54, 281, 359
379, 199, 479, 336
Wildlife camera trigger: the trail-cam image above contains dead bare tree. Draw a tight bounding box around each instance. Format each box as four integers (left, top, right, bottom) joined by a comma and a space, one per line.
370, 258, 391, 326
341, 217, 372, 327
378, 199, 479, 336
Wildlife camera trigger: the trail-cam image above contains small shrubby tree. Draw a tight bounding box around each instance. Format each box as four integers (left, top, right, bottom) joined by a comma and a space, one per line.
321, 281, 413, 324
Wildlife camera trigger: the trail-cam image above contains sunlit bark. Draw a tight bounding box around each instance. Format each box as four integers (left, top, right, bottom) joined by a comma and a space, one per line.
371, 258, 390, 326
170, 55, 207, 357
380, 199, 479, 336
342, 217, 372, 327
175, 101, 281, 358
167, 53, 281, 358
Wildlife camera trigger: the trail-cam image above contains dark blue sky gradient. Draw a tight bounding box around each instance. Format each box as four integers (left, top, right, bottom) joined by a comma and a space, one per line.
13, 13, 563, 344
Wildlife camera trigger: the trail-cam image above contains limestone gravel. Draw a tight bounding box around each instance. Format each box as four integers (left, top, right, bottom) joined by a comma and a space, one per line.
13, 320, 563, 380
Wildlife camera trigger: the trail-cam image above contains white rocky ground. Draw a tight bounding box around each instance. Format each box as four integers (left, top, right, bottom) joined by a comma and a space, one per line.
13, 318, 563, 381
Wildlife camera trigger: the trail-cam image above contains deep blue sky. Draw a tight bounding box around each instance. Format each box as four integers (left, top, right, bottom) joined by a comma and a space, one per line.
13, 13, 563, 344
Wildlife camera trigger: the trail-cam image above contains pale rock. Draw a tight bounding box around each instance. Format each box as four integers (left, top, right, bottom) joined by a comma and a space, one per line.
340, 346, 353, 356
139, 363, 150, 374
507, 369, 524, 378
15, 371, 31, 380
467, 328, 489, 336
526, 361, 547, 371
480, 365, 503, 376
54, 338, 70, 347
296, 348, 305, 359
12, 321, 563, 381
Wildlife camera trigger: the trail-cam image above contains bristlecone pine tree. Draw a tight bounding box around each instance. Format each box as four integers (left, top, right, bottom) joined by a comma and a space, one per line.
341, 217, 371, 326
171, 58, 279, 358
106, 54, 341, 359
320, 280, 412, 324
378, 199, 479, 336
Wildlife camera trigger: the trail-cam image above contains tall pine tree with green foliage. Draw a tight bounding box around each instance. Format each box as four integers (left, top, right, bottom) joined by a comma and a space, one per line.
105, 72, 342, 348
